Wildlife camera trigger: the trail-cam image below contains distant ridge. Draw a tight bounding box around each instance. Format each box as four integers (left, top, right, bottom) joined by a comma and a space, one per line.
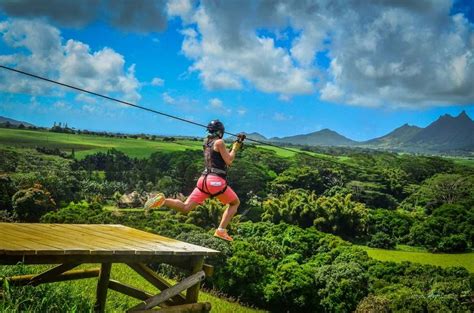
363, 124, 422, 148
271, 128, 357, 146
0, 116, 34, 127
2, 111, 473, 154
406, 111, 474, 151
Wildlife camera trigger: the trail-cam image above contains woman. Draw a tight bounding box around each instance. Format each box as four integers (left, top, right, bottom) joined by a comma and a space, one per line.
144, 119, 244, 241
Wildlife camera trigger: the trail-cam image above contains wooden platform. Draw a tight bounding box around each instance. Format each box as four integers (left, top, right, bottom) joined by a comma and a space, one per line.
0, 223, 219, 312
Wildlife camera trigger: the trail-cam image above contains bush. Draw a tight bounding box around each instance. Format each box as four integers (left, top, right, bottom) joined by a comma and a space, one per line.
368, 232, 396, 249
41, 201, 110, 224
12, 185, 56, 222
436, 234, 468, 253
355, 294, 391, 313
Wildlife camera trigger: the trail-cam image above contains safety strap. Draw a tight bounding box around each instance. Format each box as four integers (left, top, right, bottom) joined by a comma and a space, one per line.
197, 174, 228, 198
202, 167, 227, 176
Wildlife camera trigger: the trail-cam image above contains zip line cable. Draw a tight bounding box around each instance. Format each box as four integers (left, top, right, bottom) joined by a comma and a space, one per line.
0, 64, 349, 166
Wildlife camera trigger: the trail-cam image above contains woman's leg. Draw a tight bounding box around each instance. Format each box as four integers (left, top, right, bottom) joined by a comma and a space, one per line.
164, 197, 199, 214
218, 197, 240, 229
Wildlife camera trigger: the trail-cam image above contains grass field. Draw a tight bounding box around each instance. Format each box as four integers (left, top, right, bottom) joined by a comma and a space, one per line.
357, 245, 474, 272
0, 263, 266, 312
0, 128, 203, 159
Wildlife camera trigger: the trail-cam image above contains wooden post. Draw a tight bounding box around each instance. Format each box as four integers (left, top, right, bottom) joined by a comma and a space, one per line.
3, 268, 100, 286
186, 257, 204, 304
94, 262, 112, 313
127, 271, 205, 312
127, 263, 186, 304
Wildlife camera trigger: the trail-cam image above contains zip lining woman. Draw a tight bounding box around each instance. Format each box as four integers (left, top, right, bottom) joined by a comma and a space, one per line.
144, 119, 245, 241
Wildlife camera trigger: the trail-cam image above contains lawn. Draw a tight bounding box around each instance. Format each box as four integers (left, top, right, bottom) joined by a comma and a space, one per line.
357, 245, 474, 272
0, 128, 203, 159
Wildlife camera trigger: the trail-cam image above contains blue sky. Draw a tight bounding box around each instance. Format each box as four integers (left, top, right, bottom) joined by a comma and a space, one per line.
0, 0, 473, 141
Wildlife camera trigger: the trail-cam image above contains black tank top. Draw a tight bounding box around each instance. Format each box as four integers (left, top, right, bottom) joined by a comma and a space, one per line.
203, 138, 227, 177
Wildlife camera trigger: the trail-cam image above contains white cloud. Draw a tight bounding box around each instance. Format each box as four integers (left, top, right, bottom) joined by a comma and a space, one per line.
162, 92, 176, 104
207, 97, 231, 115
0, 0, 168, 32
209, 98, 223, 108
237, 108, 247, 116
173, 0, 474, 108
151, 77, 165, 86
0, 19, 141, 102
273, 112, 292, 121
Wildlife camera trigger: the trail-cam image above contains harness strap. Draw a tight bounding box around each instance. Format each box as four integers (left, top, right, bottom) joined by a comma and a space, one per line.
197, 174, 228, 198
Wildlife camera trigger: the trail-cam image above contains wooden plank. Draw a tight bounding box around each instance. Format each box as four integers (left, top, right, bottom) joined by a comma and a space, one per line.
134, 302, 212, 313
24, 224, 112, 254
94, 262, 112, 313
186, 257, 204, 304
127, 271, 205, 312
0, 227, 88, 254
0, 228, 65, 255
127, 263, 186, 304
30, 263, 80, 285
3, 269, 100, 286
0, 254, 195, 266
57, 224, 161, 255
35, 224, 143, 254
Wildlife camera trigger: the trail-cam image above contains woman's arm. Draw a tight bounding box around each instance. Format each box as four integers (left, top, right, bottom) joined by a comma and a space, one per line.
214, 139, 237, 166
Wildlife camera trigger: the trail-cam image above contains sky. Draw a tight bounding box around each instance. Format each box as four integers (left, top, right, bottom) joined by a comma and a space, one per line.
0, 0, 473, 141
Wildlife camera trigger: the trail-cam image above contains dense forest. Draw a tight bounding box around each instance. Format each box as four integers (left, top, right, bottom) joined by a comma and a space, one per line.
1, 144, 473, 312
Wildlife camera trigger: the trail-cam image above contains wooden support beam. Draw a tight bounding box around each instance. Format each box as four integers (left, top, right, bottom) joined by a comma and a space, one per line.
94, 262, 112, 313
127, 263, 186, 304
186, 257, 204, 304
127, 271, 205, 312
2, 269, 100, 286
133, 302, 212, 313
108, 279, 154, 301
30, 263, 80, 286
202, 264, 214, 277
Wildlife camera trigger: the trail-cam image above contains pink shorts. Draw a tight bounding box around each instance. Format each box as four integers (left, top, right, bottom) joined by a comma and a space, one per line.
188, 175, 238, 205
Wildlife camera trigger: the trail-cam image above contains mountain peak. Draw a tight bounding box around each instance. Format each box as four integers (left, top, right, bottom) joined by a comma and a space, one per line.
457, 110, 472, 121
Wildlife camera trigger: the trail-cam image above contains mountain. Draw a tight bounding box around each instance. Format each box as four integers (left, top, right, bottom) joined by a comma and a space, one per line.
271, 128, 357, 146
406, 111, 474, 151
363, 124, 422, 148
0, 116, 34, 127
243, 132, 268, 142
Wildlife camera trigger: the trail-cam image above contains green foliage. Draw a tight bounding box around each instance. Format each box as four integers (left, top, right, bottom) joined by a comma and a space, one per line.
264, 255, 316, 311
12, 185, 56, 222
355, 294, 391, 313
368, 232, 396, 249
269, 166, 324, 194
262, 189, 369, 238
220, 241, 272, 306
437, 234, 468, 253
40, 201, 110, 224
367, 209, 415, 242
185, 198, 225, 229
0, 174, 15, 210
312, 262, 369, 313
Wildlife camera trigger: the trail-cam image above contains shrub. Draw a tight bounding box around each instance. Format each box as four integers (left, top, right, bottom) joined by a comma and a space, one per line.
12, 185, 56, 222
436, 234, 468, 253
368, 232, 396, 249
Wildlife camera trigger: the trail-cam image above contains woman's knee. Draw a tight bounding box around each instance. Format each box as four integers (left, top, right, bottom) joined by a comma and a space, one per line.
230, 197, 240, 207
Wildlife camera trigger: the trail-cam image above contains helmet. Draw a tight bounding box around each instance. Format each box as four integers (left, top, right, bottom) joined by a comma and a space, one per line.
207, 119, 225, 137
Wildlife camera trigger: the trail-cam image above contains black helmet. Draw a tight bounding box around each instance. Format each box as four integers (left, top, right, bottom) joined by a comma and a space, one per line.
207, 119, 225, 137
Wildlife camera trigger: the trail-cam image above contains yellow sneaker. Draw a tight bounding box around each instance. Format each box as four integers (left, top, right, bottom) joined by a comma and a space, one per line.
214, 228, 233, 242
144, 193, 165, 214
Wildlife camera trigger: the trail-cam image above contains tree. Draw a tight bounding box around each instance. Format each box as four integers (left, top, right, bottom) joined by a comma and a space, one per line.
368, 232, 396, 249
12, 185, 56, 222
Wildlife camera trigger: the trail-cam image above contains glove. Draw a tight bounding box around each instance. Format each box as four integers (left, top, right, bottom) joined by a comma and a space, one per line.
232, 141, 242, 152
236, 133, 246, 143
